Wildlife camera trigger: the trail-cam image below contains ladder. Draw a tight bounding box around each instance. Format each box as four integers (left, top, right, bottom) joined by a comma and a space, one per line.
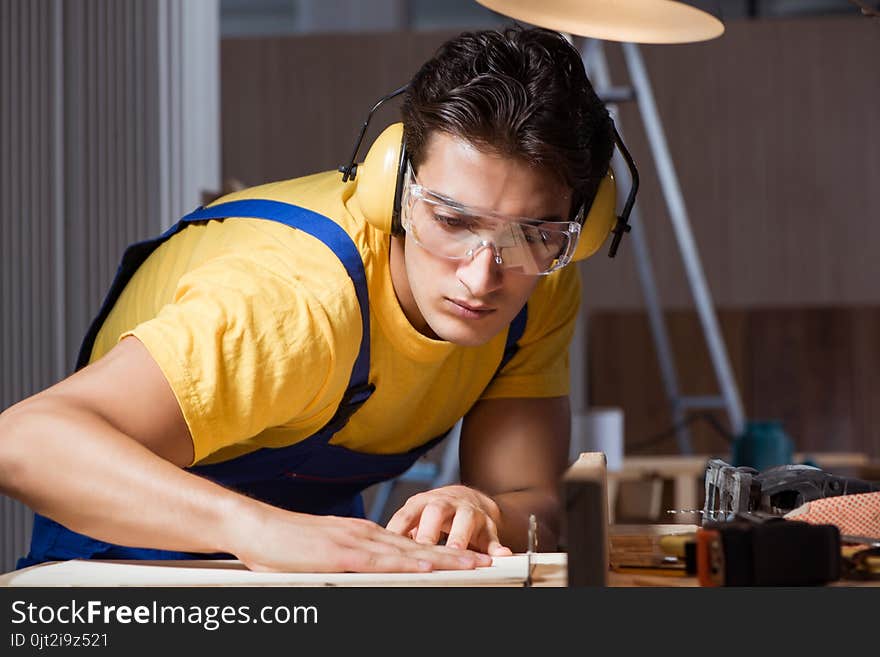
578, 39, 746, 453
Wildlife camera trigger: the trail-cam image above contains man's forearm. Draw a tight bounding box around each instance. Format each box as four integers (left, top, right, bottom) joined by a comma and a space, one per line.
492, 487, 561, 553
0, 398, 257, 556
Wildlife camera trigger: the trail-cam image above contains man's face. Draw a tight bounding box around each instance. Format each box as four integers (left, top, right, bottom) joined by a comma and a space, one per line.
389, 132, 573, 347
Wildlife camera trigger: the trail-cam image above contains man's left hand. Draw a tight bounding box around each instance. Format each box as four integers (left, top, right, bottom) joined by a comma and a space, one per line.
385, 485, 513, 556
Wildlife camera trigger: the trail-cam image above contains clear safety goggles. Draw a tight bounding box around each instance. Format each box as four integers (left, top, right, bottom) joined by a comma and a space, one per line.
400, 164, 582, 276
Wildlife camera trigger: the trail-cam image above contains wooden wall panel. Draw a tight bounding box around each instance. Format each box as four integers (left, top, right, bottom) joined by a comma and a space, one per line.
587, 309, 747, 457
220, 31, 459, 188
578, 16, 880, 310
849, 311, 880, 459
746, 308, 856, 455
588, 308, 880, 461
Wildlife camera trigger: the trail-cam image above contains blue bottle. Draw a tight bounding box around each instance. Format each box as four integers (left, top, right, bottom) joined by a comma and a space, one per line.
731, 420, 794, 472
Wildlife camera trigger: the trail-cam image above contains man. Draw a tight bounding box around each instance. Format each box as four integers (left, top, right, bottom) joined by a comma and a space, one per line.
0, 26, 616, 573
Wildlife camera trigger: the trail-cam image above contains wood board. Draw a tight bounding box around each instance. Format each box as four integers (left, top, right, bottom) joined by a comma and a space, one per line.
0, 555, 532, 588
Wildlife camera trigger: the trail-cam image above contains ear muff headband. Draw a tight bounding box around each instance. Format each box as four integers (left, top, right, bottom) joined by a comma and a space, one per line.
342, 88, 639, 257
340, 86, 409, 236
605, 123, 639, 258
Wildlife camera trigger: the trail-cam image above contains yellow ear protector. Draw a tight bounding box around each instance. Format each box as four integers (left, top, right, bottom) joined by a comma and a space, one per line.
340, 86, 639, 260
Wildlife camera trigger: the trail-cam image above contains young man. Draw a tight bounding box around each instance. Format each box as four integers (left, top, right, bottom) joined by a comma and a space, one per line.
0, 26, 615, 573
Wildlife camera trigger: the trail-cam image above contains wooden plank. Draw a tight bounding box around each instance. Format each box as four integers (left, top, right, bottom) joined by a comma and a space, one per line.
0, 556, 531, 588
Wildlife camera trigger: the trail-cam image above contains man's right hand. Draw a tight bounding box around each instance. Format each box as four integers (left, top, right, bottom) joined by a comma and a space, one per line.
232, 505, 492, 573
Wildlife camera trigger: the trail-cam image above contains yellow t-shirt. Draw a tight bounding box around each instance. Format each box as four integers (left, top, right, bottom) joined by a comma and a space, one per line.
90, 171, 580, 466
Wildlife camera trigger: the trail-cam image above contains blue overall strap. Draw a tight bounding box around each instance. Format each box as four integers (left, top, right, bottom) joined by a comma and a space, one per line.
180, 200, 373, 409
498, 304, 528, 373
75, 221, 192, 370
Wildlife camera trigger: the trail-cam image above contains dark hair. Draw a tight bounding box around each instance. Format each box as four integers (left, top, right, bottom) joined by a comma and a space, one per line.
401, 26, 614, 219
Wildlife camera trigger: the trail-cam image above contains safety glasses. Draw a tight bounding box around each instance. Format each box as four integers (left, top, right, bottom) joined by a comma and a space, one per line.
400, 164, 582, 276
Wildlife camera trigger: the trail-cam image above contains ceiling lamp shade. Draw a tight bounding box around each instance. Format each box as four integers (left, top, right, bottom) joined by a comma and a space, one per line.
475, 0, 724, 44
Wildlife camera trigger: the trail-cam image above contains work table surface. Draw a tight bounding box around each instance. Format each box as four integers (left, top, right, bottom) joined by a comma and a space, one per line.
3, 525, 875, 587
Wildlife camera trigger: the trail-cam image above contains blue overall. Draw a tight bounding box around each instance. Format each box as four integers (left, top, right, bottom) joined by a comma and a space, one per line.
19, 200, 527, 568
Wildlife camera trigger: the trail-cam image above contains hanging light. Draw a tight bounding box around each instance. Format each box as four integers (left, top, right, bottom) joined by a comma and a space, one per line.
475, 0, 724, 44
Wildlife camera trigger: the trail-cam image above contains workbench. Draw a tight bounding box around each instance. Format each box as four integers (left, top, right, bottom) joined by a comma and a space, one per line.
3, 527, 875, 587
